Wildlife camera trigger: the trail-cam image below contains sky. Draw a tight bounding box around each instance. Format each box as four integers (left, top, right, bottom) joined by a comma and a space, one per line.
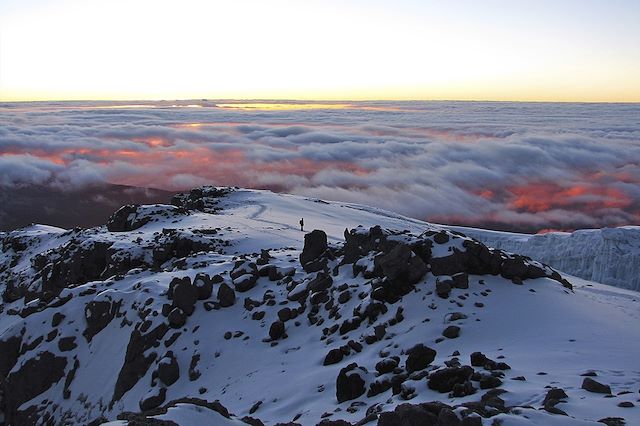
1, 100, 639, 232
1, 0, 639, 102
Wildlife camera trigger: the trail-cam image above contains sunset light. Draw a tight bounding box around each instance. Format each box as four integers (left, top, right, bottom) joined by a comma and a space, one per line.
1, 0, 639, 102
0, 2, 639, 424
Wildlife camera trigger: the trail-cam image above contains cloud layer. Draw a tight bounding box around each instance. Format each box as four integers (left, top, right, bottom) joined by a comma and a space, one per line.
1, 100, 639, 232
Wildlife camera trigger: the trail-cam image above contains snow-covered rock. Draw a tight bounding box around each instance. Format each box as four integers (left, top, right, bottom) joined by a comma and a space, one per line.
451, 226, 640, 291
0, 187, 638, 426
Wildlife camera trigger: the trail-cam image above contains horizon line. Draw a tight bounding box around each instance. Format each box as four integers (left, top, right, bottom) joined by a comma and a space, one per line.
2, 98, 639, 105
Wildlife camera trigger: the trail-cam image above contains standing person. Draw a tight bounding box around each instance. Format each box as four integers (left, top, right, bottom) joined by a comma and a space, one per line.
299, 218, 304, 232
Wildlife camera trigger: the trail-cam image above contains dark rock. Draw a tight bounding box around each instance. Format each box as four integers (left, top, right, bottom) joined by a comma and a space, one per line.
300, 230, 328, 272
378, 402, 448, 426
84, 300, 119, 342
168, 308, 186, 328
0, 335, 21, 378
4, 351, 67, 425
139, 387, 167, 411
52, 312, 65, 327
193, 273, 213, 300
189, 353, 201, 381
375, 358, 399, 375
338, 291, 351, 304
375, 244, 428, 285
582, 377, 611, 394
618, 401, 634, 408
442, 326, 460, 339
230, 261, 257, 280
479, 375, 502, 389
157, 352, 179, 386
451, 273, 469, 289
405, 344, 437, 373
172, 278, 198, 315
58, 336, 77, 352
317, 420, 352, 426
217, 283, 236, 307
252, 311, 265, 320
107, 205, 149, 232
269, 320, 285, 340
543, 387, 568, 407
336, 363, 367, 403
433, 232, 450, 244
112, 323, 169, 404
470, 352, 490, 367
597, 418, 626, 426
436, 278, 452, 299
324, 349, 344, 366
427, 366, 474, 393
234, 274, 258, 293
63, 358, 80, 400
308, 272, 333, 293
278, 308, 292, 322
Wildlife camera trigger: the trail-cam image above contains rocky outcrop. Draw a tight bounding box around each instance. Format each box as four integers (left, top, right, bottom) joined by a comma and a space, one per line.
300, 230, 329, 272
3, 351, 67, 424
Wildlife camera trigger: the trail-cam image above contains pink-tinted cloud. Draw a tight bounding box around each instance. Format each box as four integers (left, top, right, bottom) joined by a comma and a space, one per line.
1, 100, 639, 232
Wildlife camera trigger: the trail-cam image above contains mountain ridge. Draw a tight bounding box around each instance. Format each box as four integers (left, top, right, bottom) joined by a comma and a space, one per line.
0, 187, 638, 425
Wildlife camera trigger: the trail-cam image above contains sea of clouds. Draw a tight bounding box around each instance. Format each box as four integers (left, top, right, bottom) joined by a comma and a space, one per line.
1, 100, 638, 232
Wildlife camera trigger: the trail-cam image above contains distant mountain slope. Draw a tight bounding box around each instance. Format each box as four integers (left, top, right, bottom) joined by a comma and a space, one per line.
0, 184, 174, 231
450, 226, 640, 291
0, 188, 638, 425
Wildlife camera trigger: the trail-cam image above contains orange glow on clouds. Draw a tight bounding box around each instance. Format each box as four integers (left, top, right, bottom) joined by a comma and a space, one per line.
508, 182, 632, 213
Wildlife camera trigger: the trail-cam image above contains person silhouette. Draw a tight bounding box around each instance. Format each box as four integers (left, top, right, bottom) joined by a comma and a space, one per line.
299, 217, 304, 232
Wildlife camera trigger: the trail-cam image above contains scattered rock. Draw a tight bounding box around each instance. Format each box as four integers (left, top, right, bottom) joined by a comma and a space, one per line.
336, 363, 368, 403
442, 326, 460, 339
427, 366, 474, 393
405, 344, 437, 373
269, 320, 285, 340
168, 308, 187, 328
157, 352, 180, 386
582, 377, 611, 394
217, 283, 236, 307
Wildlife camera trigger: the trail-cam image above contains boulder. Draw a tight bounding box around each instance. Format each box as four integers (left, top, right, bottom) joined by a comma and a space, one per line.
107, 205, 146, 232
157, 352, 180, 386
405, 344, 437, 373
193, 273, 213, 300
582, 377, 611, 394
323, 348, 344, 366
375, 358, 399, 375
435, 279, 452, 299
234, 274, 258, 293
427, 366, 474, 393
269, 320, 285, 340
336, 363, 368, 403
308, 272, 333, 293
442, 326, 460, 339
172, 278, 198, 315
168, 308, 186, 328
217, 283, 236, 308
300, 230, 328, 272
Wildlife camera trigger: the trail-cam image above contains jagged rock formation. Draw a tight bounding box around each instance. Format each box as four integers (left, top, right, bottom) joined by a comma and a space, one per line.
455, 226, 640, 291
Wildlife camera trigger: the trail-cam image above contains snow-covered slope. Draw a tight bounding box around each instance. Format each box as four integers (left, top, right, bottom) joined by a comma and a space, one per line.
448, 226, 640, 291
0, 187, 638, 426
